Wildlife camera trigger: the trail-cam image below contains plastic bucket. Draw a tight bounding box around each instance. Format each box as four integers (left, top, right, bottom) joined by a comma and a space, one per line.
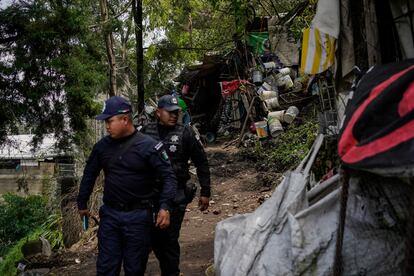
263, 61, 277, 69
275, 74, 293, 90
254, 121, 268, 138
268, 110, 285, 122
264, 97, 280, 111
261, 81, 272, 91
278, 67, 290, 76
283, 106, 299, 124
268, 118, 283, 137
252, 70, 263, 85
259, 90, 278, 100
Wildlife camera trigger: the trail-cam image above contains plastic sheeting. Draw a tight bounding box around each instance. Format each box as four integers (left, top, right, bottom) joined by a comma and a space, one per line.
340, 174, 409, 275
214, 135, 340, 275
214, 134, 409, 275
311, 0, 340, 38
389, 0, 414, 59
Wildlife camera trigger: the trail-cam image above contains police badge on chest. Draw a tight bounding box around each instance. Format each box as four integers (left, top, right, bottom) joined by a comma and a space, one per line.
168, 135, 180, 153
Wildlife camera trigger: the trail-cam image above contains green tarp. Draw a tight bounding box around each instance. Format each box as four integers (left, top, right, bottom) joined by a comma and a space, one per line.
247, 32, 271, 55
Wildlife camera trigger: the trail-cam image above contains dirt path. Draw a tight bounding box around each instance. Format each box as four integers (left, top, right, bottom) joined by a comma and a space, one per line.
46, 143, 272, 276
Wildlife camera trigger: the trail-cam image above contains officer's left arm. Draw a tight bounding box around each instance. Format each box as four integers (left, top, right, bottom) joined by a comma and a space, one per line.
184, 126, 211, 210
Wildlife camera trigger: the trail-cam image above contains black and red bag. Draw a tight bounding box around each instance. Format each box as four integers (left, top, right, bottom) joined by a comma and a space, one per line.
338, 59, 414, 172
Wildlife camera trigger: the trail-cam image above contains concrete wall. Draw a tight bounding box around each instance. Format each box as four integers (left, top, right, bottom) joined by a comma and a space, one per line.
0, 162, 55, 196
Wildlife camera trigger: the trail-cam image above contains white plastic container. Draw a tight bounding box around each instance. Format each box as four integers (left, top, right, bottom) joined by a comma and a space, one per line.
275, 74, 293, 90
261, 81, 272, 91
264, 97, 280, 111
259, 90, 278, 100
268, 117, 283, 137
283, 106, 299, 123
268, 110, 285, 122
278, 67, 290, 75
252, 70, 263, 85
263, 61, 277, 69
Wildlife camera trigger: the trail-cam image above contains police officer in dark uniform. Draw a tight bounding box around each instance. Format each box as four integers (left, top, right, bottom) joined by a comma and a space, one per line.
77, 96, 177, 276
141, 95, 211, 276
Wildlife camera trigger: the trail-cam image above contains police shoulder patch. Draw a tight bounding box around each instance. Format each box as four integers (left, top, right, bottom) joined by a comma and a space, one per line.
160, 150, 169, 161
154, 142, 163, 151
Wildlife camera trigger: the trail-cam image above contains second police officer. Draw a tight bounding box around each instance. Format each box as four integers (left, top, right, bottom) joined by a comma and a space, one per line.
141, 94, 211, 276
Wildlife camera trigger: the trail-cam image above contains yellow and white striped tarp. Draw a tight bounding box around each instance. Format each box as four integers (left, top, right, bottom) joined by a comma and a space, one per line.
300, 27, 336, 75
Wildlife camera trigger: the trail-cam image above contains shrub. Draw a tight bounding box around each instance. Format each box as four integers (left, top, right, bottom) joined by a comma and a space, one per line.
0, 220, 64, 275
40, 213, 64, 250
240, 119, 319, 172
0, 229, 43, 275
0, 194, 48, 255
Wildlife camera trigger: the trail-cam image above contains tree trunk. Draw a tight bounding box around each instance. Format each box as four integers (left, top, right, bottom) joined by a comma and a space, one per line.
132, 0, 144, 113
99, 0, 117, 96
120, 14, 133, 99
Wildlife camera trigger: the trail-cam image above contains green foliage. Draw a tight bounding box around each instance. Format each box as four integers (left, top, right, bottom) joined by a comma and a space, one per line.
0, 229, 43, 276
0, 0, 316, 148
268, 120, 318, 170
287, 0, 317, 42
141, 0, 241, 96
0, 0, 106, 148
0, 195, 64, 275
240, 119, 318, 172
40, 213, 64, 250
0, 194, 48, 255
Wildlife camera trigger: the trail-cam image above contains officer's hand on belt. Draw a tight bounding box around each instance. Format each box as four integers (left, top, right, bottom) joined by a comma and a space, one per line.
156, 209, 170, 229
198, 196, 209, 211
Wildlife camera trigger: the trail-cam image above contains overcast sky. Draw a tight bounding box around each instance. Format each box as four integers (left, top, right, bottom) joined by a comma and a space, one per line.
0, 0, 13, 9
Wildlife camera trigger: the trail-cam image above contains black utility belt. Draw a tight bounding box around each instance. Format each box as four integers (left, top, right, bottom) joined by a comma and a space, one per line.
105, 200, 153, 212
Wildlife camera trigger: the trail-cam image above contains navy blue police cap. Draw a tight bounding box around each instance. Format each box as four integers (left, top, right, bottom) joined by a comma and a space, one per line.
96, 96, 132, 120
157, 95, 181, 112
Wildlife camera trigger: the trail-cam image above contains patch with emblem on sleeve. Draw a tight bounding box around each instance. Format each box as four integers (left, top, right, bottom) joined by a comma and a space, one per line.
160, 150, 169, 161
154, 142, 163, 151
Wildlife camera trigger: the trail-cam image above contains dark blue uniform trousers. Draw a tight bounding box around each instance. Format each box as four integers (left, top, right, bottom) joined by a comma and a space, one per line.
97, 205, 152, 276
152, 204, 186, 276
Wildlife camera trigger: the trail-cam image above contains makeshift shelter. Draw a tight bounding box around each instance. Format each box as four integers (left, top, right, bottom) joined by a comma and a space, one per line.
174, 46, 263, 139
214, 0, 414, 275
174, 58, 226, 136
215, 60, 414, 276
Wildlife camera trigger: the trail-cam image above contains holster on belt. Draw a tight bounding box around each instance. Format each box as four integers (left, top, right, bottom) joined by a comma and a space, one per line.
174, 181, 197, 204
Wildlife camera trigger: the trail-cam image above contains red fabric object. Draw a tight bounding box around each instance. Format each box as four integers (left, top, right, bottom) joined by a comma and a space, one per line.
220, 80, 250, 97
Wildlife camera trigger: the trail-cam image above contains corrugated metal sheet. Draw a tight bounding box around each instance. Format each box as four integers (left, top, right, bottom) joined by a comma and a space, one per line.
0, 134, 61, 159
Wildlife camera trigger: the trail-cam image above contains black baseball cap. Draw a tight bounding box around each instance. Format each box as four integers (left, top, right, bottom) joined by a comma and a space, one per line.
157, 95, 181, 112
96, 96, 132, 120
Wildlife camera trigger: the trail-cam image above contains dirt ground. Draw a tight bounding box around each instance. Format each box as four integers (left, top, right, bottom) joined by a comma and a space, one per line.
43, 142, 274, 276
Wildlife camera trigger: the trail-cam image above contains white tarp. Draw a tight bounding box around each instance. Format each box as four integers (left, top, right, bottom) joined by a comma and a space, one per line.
268, 21, 300, 66
214, 135, 339, 275
311, 0, 340, 38
214, 133, 408, 275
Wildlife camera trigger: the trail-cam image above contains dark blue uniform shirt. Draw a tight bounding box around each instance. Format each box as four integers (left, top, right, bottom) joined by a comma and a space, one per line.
77, 131, 176, 211
156, 124, 211, 197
